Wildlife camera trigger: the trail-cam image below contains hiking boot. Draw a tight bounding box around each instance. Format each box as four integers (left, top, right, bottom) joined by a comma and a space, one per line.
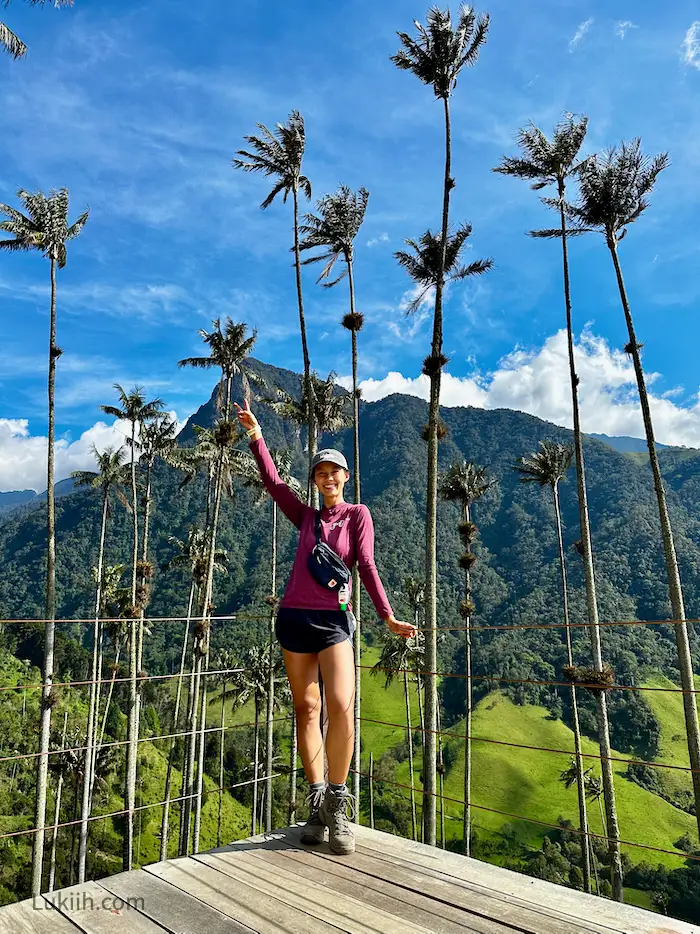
320, 784, 356, 855
300, 785, 326, 845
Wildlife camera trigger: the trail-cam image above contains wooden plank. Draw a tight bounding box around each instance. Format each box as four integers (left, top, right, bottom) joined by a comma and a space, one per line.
350, 824, 697, 934
43, 880, 168, 933
197, 848, 435, 934
145, 855, 343, 934
98, 869, 255, 934
0, 898, 82, 934
248, 845, 516, 934
269, 827, 607, 934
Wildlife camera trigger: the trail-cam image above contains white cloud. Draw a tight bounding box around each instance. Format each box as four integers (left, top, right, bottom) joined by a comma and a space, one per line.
0, 412, 185, 493
615, 21, 637, 40
366, 233, 389, 248
356, 329, 700, 448
569, 18, 593, 52
681, 22, 700, 69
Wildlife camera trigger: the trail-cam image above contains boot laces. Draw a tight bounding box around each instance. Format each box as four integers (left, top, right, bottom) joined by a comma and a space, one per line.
305, 787, 324, 822
328, 786, 356, 831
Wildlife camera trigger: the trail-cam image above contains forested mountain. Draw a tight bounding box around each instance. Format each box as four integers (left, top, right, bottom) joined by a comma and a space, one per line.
1, 357, 699, 759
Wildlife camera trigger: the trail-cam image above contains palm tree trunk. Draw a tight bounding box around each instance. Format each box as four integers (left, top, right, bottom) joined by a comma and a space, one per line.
423, 93, 453, 849
252, 702, 260, 835
217, 674, 226, 848
97, 642, 121, 753
265, 501, 278, 833
77, 488, 109, 882
292, 184, 316, 507
347, 261, 363, 818
289, 710, 298, 824
192, 442, 225, 852
369, 750, 375, 829
463, 504, 473, 857
48, 711, 68, 893
180, 652, 201, 855
436, 702, 446, 849
31, 253, 59, 897
160, 585, 194, 862
558, 189, 623, 900
553, 483, 592, 893
123, 419, 139, 871
192, 646, 209, 854
415, 657, 425, 845
403, 669, 417, 841
608, 238, 700, 838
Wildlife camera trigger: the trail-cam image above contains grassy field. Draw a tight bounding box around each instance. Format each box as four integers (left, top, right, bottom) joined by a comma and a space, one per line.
356, 645, 698, 870
641, 671, 700, 805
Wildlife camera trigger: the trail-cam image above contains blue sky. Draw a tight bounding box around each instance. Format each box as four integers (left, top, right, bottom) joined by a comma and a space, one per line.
1, 0, 699, 490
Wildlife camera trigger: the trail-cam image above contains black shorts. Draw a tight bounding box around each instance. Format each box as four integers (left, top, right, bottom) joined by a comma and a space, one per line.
275, 607, 356, 655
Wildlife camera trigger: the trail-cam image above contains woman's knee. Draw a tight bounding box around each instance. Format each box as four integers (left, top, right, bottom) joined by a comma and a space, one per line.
324, 688, 355, 723
294, 688, 322, 725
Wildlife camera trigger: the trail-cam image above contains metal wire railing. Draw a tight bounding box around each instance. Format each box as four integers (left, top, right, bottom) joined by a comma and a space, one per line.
1, 608, 698, 904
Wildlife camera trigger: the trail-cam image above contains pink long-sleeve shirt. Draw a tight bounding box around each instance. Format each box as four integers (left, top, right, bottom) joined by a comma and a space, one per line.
249, 436, 394, 619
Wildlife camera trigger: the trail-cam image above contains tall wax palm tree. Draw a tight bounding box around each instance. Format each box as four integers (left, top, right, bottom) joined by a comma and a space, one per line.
94, 565, 130, 753
395, 218, 492, 844
233, 112, 316, 497
179, 322, 257, 852
516, 440, 592, 892
0, 186, 88, 895
439, 458, 495, 855
299, 183, 370, 813
239, 448, 303, 831
71, 446, 129, 883
1, 0, 73, 59
561, 141, 700, 841
393, 6, 489, 846
494, 114, 624, 900
99, 384, 163, 870
160, 529, 227, 860
178, 318, 260, 418
372, 632, 425, 842
559, 758, 599, 892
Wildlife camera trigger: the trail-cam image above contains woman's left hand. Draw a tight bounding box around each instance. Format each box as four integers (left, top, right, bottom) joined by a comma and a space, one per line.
385, 616, 417, 639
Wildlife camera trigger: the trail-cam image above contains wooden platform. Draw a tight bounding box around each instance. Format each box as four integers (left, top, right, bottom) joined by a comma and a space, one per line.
1, 824, 695, 933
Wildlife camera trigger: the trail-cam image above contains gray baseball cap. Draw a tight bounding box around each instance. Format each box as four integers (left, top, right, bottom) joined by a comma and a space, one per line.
310, 448, 349, 476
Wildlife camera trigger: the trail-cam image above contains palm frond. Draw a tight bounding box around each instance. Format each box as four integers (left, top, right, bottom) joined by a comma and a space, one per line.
0, 20, 26, 58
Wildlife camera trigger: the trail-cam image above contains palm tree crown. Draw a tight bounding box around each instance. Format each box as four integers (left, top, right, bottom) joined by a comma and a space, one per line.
71, 446, 129, 496
395, 224, 492, 314
299, 185, 370, 286
564, 139, 669, 246
0, 188, 88, 263
515, 441, 574, 490
232, 110, 311, 209
164, 528, 228, 591
493, 114, 589, 191
439, 459, 495, 507
100, 384, 164, 429
391, 5, 490, 100
269, 372, 351, 443
138, 415, 177, 468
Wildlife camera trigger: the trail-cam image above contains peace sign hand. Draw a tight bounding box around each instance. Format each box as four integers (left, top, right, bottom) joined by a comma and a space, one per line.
234, 399, 259, 433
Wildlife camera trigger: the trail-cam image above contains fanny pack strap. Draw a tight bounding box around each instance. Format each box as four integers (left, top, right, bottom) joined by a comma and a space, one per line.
314, 509, 322, 546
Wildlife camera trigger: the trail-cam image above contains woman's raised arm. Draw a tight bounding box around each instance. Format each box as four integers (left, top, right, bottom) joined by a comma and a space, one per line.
235, 400, 308, 529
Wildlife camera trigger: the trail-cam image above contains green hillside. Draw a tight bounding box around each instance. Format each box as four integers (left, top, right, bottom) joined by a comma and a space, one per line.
358, 645, 697, 870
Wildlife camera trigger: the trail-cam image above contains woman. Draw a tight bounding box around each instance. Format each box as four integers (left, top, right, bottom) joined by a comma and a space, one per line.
235, 398, 416, 855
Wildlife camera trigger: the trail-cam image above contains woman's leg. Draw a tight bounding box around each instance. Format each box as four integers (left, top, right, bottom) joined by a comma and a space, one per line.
282, 649, 324, 785
318, 639, 355, 786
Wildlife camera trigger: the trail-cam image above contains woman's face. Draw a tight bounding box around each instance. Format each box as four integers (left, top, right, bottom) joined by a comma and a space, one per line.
314, 462, 350, 499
